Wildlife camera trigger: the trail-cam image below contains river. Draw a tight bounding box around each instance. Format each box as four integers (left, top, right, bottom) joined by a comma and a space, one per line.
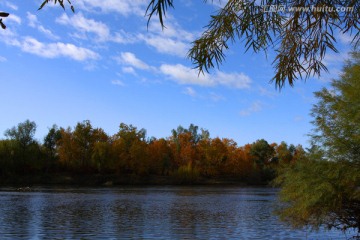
0, 186, 355, 239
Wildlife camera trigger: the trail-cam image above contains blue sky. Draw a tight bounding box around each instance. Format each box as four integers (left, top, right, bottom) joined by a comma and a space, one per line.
0, 0, 353, 147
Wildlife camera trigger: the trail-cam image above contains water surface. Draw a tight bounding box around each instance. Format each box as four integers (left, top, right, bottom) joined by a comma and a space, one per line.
0, 186, 354, 239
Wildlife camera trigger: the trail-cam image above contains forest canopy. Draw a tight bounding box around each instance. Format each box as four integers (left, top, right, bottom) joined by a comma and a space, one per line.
0, 120, 304, 185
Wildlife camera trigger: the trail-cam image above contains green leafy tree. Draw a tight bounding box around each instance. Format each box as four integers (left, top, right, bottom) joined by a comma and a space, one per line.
43, 124, 62, 170
276, 159, 360, 233
5, 120, 37, 151
275, 52, 360, 235
73, 120, 94, 170
0, 140, 20, 174
57, 127, 73, 169
4, 120, 37, 159
311, 52, 360, 163
4, 120, 42, 173
250, 139, 275, 168
275, 141, 295, 164
92, 141, 112, 173
113, 123, 147, 173
249, 139, 276, 182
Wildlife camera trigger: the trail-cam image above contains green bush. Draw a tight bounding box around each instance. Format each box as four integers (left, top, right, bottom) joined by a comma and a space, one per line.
172, 163, 199, 184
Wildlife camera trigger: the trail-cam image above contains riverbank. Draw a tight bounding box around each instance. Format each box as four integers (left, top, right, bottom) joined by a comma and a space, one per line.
0, 173, 267, 187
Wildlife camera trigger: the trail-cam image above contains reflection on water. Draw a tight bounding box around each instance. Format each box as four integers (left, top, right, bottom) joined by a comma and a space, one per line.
0, 187, 354, 239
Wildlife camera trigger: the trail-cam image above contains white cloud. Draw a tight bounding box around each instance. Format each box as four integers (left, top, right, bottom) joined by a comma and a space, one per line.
160, 64, 251, 89
114, 53, 250, 89
19, 37, 99, 61
56, 13, 110, 41
294, 115, 304, 122
7, 14, 21, 25
0, 27, 20, 45
38, 26, 60, 40
0, 56, 7, 62
3, 1, 18, 10
111, 31, 138, 44
27, 12, 37, 28
122, 66, 136, 75
141, 18, 195, 57
111, 80, 125, 86
27, 12, 59, 40
183, 87, 197, 97
56, 13, 137, 44
140, 35, 189, 57
323, 52, 349, 66
63, 4, 194, 57
259, 86, 278, 98
215, 71, 252, 89
117, 52, 151, 70
337, 32, 354, 44
240, 101, 263, 116
209, 92, 225, 102
318, 52, 349, 82
76, 0, 147, 16
160, 64, 214, 86
147, 19, 194, 42
209, 0, 226, 8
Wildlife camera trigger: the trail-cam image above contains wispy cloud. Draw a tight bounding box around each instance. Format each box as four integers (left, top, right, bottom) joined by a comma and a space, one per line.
27, 12, 59, 40
116, 52, 151, 70
57, 6, 193, 58
0, 56, 7, 62
209, 92, 225, 102
208, 0, 227, 8
215, 71, 252, 89
19, 37, 99, 61
56, 13, 109, 41
337, 32, 354, 45
111, 79, 125, 86
0, 24, 96, 62
27, 12, 38, 28
318, 52, 349, 82
294, 115, 304, 122
160, 64, 214, 86
147, 18, 195, 42
2, 1, 18, 10
240, 101, 263, 116
122, 66, 136, 75
259, 87, 278, 98
76, 0, 147, 16
114, 52, 251, 89
140, 17, 195, 57
139, 34, 189, 57
323, 52, 349, 67
183, 87, 197, 97
56, 13, 137, 44
111, 31, 138, 44
7, 14, 21, 25
160, 64, 251, 89
0, 27, 20, 46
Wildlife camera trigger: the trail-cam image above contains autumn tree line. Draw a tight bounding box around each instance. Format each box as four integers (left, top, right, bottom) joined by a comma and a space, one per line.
0, 120, 306, 184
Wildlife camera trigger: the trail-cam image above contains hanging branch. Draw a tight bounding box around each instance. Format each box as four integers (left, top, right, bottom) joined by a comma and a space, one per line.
0, 12, 9, 29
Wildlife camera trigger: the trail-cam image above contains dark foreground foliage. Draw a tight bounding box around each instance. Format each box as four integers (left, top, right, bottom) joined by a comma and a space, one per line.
274, 52, 360, 237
